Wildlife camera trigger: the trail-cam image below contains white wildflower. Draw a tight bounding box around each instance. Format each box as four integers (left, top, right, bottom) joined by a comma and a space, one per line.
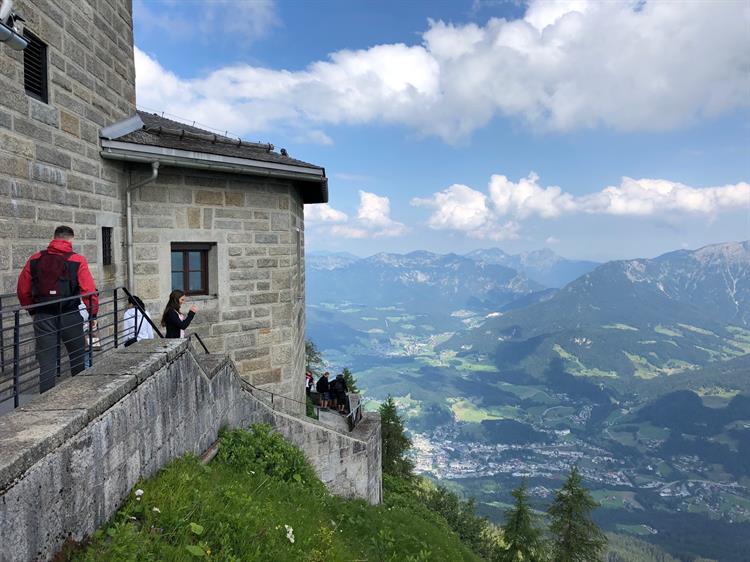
284, 524, 295, 544
152, 507, 161, 513
134, 489, 144, 501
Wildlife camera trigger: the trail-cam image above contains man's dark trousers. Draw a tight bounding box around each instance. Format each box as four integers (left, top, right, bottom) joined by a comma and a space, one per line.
33, 308, 86, 393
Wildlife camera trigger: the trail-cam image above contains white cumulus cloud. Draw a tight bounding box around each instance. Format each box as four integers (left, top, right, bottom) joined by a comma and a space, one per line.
411, 184, 520, 241
307, 191, 407, 239
489, 173, 576, 219
579, 178, 750, 216
134, 0, 750, 142
305, 204, 348, 224
413, 173, 750, 238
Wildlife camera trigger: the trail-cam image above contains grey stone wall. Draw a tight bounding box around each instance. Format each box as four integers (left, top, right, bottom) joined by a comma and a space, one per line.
131, 168, 306, 405
0, 1, 309, 407
0, 340, 381, 562
0, 0, 136, 292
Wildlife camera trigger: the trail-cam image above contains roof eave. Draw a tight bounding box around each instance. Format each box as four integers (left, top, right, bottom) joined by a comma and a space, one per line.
100, 139, 328, 204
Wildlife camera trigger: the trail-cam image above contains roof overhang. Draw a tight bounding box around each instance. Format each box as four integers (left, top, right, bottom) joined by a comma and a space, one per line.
100, 139, 328, 204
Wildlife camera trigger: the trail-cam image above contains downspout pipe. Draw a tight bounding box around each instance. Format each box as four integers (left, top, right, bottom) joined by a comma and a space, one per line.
126, 161, 160, 290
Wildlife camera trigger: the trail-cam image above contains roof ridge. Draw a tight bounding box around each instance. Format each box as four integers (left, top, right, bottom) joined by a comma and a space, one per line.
136, 111, 275, 150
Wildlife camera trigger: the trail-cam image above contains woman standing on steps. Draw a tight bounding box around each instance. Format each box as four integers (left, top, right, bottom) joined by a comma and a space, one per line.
161, 289, 198, 338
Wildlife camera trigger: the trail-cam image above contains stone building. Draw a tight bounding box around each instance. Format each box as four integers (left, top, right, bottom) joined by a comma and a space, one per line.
0, 0, 327, 405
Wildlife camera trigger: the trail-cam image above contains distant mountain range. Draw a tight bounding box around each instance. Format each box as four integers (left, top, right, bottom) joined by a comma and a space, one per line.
465, 248, 599, 288
307, 250, 544, 312
306, 247, 601, 315
448, 241, 750, 390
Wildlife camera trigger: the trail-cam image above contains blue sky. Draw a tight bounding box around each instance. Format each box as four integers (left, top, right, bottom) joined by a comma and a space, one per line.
133, 0, 750, 262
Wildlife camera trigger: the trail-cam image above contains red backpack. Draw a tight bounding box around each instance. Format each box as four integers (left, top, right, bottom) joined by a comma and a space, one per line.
31, 251, 75, 304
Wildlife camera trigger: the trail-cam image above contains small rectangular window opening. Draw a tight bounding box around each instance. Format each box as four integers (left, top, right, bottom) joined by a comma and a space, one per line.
102, 227, 113, 266
170, 242, 212, 296
23, 30, 48, 103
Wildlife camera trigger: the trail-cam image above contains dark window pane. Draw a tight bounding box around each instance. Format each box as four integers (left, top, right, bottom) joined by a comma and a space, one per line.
172, 272, 183, 290
171, 252, 183, 270
189, 271, 202, 291
189, 251, 201, 269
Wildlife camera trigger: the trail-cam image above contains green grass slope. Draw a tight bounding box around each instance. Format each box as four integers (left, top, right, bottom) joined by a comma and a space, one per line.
67, 425, 481, 562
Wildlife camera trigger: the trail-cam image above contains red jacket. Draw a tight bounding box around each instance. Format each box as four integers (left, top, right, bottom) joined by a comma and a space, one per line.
17, 239, 99, 317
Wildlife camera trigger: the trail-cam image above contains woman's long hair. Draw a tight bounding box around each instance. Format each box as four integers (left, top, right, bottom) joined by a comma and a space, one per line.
160, 289, 184, 327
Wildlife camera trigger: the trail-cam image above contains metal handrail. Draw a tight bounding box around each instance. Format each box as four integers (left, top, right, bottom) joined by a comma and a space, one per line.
119, 287, 165, 340
345, 399, 364, 431
0, 286, 210, 411
240, 379, 321, 420
0, 288, 129, 410
0, 288, 356, 429
190, 333, 210, 354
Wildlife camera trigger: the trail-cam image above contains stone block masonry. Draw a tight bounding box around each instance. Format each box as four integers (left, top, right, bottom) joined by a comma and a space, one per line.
1, 0, 311, 412
131, 169, 306, 407
0, 339, 381, 562
0, 0, 135, 293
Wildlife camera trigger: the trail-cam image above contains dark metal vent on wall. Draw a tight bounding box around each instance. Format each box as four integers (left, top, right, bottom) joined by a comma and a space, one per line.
102, 227, 113, 266
23, 30, 47, 103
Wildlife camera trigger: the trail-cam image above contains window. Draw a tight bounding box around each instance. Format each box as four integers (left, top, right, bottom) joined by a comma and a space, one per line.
101, 227, 113, 266
171, 243, 212, 295
23, 30, 48, 103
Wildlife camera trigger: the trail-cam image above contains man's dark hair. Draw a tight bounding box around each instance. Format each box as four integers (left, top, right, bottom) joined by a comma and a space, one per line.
53, 225, 75, 239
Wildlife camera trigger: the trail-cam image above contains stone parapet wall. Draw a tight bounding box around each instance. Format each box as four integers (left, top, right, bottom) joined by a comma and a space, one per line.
0, 0, 135, 292
0, 339, 381, 562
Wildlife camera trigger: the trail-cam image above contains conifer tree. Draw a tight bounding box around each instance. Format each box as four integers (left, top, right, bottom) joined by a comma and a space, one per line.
379, 396, 414, 478
500, 479, 547, 562
342, 367, 358, 393
305, 340, 324, 377
548, 466, 607, 562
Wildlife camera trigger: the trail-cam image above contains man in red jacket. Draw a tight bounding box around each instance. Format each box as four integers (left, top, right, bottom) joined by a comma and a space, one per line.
17, 225, 99, 393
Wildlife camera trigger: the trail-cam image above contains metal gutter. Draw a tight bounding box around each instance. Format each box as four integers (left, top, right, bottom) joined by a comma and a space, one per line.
101, 140, 328, 204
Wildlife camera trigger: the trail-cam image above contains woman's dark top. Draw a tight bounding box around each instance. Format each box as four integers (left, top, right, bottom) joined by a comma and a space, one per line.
164, 308, 195, 338
316, 376, 329, 393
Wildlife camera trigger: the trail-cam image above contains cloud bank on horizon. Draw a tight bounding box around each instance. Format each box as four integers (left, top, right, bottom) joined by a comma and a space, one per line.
410, 174, 750, 241
134, 0, 750, 142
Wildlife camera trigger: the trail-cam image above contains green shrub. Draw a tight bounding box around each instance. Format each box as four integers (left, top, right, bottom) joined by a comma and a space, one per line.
217, 424, 322, 491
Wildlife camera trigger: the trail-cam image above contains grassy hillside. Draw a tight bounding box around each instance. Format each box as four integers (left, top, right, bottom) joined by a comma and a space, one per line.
66, 425, 481, 562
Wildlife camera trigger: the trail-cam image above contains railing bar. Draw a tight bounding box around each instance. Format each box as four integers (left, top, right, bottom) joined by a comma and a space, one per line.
113, 288, 118, 349
13, 311, 20, 408
120, 287, 165, 339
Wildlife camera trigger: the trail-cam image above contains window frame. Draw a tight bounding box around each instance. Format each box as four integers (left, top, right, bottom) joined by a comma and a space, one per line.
23, 29, 48, 104
170, 243, 212, 296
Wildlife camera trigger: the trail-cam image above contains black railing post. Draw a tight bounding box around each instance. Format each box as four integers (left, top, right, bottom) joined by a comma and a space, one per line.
55, 311, 61, 378
1, 295, 5, 375
13, 310, 20, 408
87, 295, 94, 367
113, 288, 118, 348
